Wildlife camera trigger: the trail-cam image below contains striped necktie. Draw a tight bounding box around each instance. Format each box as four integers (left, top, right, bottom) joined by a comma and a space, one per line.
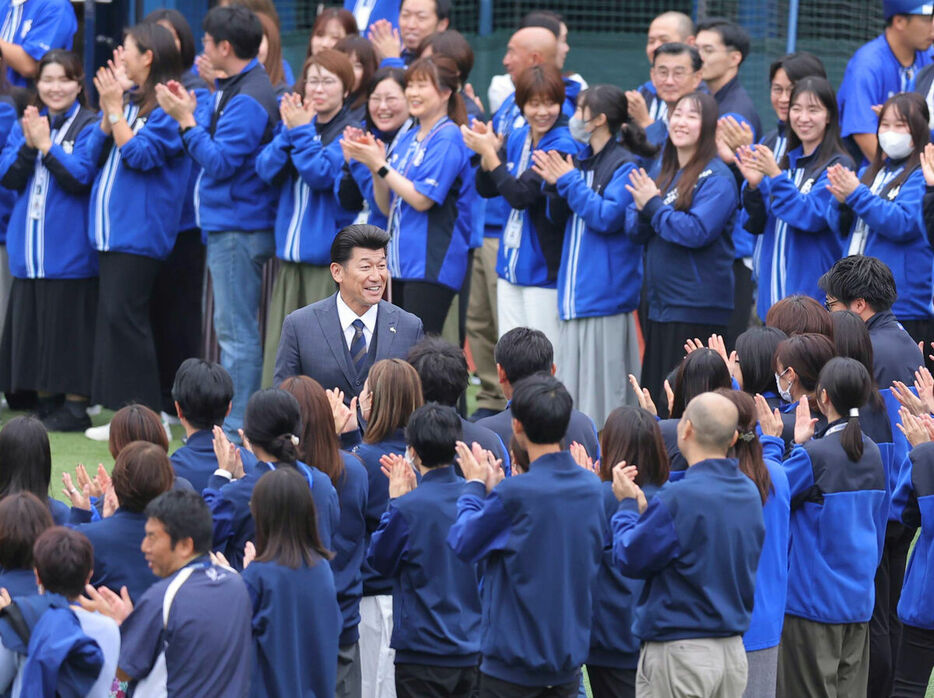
350, 319, 367, 375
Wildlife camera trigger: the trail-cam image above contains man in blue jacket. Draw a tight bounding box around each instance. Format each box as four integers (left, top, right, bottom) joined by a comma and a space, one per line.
368, 403, 481, 697
448, 373, 605, 697
156, 5, 280, 439
611, 391, 764, 697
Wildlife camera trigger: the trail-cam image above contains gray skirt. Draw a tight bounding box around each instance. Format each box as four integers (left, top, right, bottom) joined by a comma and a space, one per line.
556, 312, 641, 430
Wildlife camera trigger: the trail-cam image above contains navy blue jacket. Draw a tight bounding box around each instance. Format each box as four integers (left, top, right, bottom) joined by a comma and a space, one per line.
612, 458, 764, 642
0, 569, 37, 598
475, 404, 600, 463
353, 429, 407, 596
184, 59, 279, 233
75, 509, 158, 603
459, 417, 510, 475
892, 441, 934, 629
867, 311, 924, 389
330, 451, 369, 645
781, 423, 888, 623
242, 559, 341, 698
626, 158, 738, 325
448, 452, 605, 687
368, 465, 481, 666
169, 429, 255, 494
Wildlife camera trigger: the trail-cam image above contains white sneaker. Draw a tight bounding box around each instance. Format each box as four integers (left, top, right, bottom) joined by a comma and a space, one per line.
160, 411, 180, 426
86, 403, 103, 416
84, 422, 111, 442
162, 418, 172, 444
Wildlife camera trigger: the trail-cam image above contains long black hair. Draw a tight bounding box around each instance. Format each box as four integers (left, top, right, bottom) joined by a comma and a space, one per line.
656, 92, 719, 211
780, 76, 848, 171
817, 357, 871, 462
0, 416, 52, 502
577, 84, 657, 158
861, 91, 930, 197
735, 326, 788, 395
670, 348, 732, 419
125, 21, 183, 115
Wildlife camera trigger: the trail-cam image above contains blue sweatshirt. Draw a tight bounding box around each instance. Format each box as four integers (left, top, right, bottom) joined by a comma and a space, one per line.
84, 104, 190, 260
256, 108, 358, 265
892, 441, 934, 629
74, 509, 158, 603
782, 423, 888, 623
184, 59, 280, 233
368, 465, 481, 666
588, 482, 660, 669
554, 139, 642, 320
448, 451, 605, 687
242, 559, 341, 698
826, 164, 932, 320
477, 122, 577, 288
0, 103, 98, 279
611, 457, 764, 642
626, 158, 738, 325
353, 429, 407, 596
743, 146, 852, 320
330, 451, 369, 646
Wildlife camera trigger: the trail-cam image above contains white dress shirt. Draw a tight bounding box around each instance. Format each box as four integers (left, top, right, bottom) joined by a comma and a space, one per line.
336, 292, 379, 352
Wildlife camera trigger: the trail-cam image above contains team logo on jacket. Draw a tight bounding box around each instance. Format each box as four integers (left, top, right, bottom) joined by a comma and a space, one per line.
663, 188, 678, 205
800, 178, 815, 194
887, 187, 901, 200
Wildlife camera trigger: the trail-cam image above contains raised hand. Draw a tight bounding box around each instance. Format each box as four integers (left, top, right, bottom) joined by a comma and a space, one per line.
326, 388, 358, 434
463, 83, 484, 113
628, 373, 657, 416
531, 149, 574, 185
734, 145, 764, 188
922, 143, 934, 187
569, 441, 597, 474
379, 452, 417, 498
243, 541, 256, 568
79, 584, 133, 624
826, 163, 860, 203
754, 393, 784, 438
915, 366, 934, 414
93, 66, 125, 120
368, 19, 402, 59
212, 425, 244, 479
341, 131, 387, 171
793, 396, 817, 444
611, 461, 646, 512
62, 471, 91, 510
154, 81, 197, 125
892, 379, 926, 416
624, 89, 651, 128
897, 406, 931, 447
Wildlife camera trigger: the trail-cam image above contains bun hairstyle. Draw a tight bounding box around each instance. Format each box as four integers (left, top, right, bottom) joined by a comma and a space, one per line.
817, 357, 871, 462
578, 84, 657, 158
243, 388, 303, 464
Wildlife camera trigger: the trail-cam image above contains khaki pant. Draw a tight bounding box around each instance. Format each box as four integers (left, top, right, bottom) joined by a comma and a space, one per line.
777, 615, 869, 698
636, 636, 748, 698
465, 237, 505, 412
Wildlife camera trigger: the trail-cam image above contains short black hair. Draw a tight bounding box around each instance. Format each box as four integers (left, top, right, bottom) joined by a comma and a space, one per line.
33, 527, 94, 600
511, 373, 572, 445
818, 255, 898, 312
696, 17, 750, 62
145, 490, 214, 554
171, 358, 234, 430
330, 224, 390, 265
401, 0, 451, 22
768, 51, 826, 84
652, 41, 703, 71
145, 8, 196, 69
406, 403, 461, 467
406, 336, 468, 406
202, 5, 263, 60
494, 327, 553, 384
520, 9, 562, 36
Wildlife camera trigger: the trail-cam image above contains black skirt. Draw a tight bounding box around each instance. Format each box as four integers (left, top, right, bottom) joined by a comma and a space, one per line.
0, 276, 98, 396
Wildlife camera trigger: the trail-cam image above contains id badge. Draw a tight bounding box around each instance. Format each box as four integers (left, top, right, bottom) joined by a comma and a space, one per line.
503, 210, 522, 249
27, 181, 43, 220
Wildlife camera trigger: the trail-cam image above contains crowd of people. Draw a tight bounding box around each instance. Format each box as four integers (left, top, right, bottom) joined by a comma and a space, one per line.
0, 0, 932, 696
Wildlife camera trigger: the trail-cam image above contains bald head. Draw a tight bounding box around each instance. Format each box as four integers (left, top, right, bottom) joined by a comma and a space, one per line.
503, 26, 558, 78
679, 392, 739, 459
647, 11, 695, 63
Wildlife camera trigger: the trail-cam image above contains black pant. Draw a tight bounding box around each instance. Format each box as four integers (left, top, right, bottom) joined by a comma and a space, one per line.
891, 624, 934, 697
478, 672, 579, 698
587, 665, 635, 698
726, 258, 754, 349
92, 251, 163, 410
151, 229, 205, 414
395, 662, 477, 698
868, 521, 915, 698
391, 279, 456, 335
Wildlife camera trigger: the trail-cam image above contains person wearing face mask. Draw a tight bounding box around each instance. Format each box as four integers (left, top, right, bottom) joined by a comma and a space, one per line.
736, 77, 854, 323
257, 49, 360, 388
826, 92, 934, 356
773, 333, 835, 448
625, 92, 738, 410
531, 85, 658, 427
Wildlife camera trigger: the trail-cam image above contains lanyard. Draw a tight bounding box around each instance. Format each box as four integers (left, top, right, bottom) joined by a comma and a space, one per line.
847, 166, 900, 256
387, 116, 450, 237
502, 132, 534, 250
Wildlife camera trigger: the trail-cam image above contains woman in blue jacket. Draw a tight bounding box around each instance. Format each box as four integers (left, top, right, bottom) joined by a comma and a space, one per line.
464, 62, 577, 344
533, 85, 657, 427
625, 91, 738, 410
343, 56, 472, 334
775, 358, 888, 697
0, 50, 98, 432
258, 48, 359, 387
241, 467, 341, 698
826, 92, 933, 350
584, 405, 668, 698
736, 76, 853, 321
81, 23, 190, 422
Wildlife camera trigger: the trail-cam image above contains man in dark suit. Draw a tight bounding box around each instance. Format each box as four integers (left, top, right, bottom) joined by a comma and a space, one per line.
273, 224, 424, 399
476, 327, 601, 459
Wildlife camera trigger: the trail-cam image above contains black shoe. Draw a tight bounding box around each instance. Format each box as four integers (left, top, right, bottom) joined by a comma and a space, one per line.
42, 402, 91, 432
36, 395, 63, 420
469, 407, 501, 422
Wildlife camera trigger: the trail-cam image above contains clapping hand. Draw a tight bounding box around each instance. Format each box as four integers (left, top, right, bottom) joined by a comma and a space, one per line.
280, 92, 314, 129
716, 115, 754, 165
21, 106, 51, 153
734, 145, 765, 188
624, 90, 651, 128
921, 143, 934, 187
463, 83, 484, 113
625, 168, 660, 210
897, 406, 933, 447
380, 452, 418, 498
569, 441, 599, 475
341, 130, 387, 171
460, 120, 500, 158
340, 125, 367, 162
531, 149, 575, 185
628, 373, 657, 416
368, 19, 402, 60
793, 396, 818, 445
108, 46, 134, 91
826, 163, 860, 203
611, 461, 647, 512
455, 441, 503, 493
154, 80, 197, 126
326, 387, 358, 434
93, 66, 125, 122
212, 425, 244, 479
79, 584, 133, 624
684, 334, 737, 381
194, 53, 226, 86
754, 393, 784, 438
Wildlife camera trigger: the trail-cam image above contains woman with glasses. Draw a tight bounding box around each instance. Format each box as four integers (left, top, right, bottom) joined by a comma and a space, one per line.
257, 48, 360, 387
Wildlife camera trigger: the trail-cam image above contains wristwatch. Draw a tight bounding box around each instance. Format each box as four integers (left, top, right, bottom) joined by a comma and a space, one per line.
107, 113, 120, 125
376, 164, 390, 178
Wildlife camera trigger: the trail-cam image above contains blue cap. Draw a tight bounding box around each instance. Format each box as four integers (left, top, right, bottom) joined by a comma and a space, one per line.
884, 0, 934, 19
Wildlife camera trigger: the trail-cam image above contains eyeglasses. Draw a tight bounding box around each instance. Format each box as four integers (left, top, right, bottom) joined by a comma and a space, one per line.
823, 297, 843, 311
306, 77, 340, 89
369, 94, 403, 107
652, 67, 693, 81
770, 85, 794, 97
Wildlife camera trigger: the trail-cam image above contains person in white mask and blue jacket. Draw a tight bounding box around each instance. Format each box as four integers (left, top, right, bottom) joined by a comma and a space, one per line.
826, 92, 933, 353
532, 85, 658, 427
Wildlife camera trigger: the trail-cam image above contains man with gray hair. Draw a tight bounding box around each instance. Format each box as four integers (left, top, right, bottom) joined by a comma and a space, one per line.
610, 392, 765, 697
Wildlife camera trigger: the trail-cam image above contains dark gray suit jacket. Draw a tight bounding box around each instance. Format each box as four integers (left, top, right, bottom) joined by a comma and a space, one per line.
273, 293, 424, 399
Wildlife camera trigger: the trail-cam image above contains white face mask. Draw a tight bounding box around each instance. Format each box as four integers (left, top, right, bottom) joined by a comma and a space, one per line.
878, 131, 913, 160
775, 368, 794, 403
568, 116, 592, 144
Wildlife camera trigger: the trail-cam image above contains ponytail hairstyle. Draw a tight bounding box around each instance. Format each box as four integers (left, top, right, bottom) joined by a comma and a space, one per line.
670, 348, 732, 419
243, 389, 303, 465
405, 55, 467, 126
715, 389, 771, 504
577, 84, 657, 158
816, 357, 871, 462
861, 92, 930, 196
125, 21, 183, 115
656, 91, 719, 211
599, 406, 669, 486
